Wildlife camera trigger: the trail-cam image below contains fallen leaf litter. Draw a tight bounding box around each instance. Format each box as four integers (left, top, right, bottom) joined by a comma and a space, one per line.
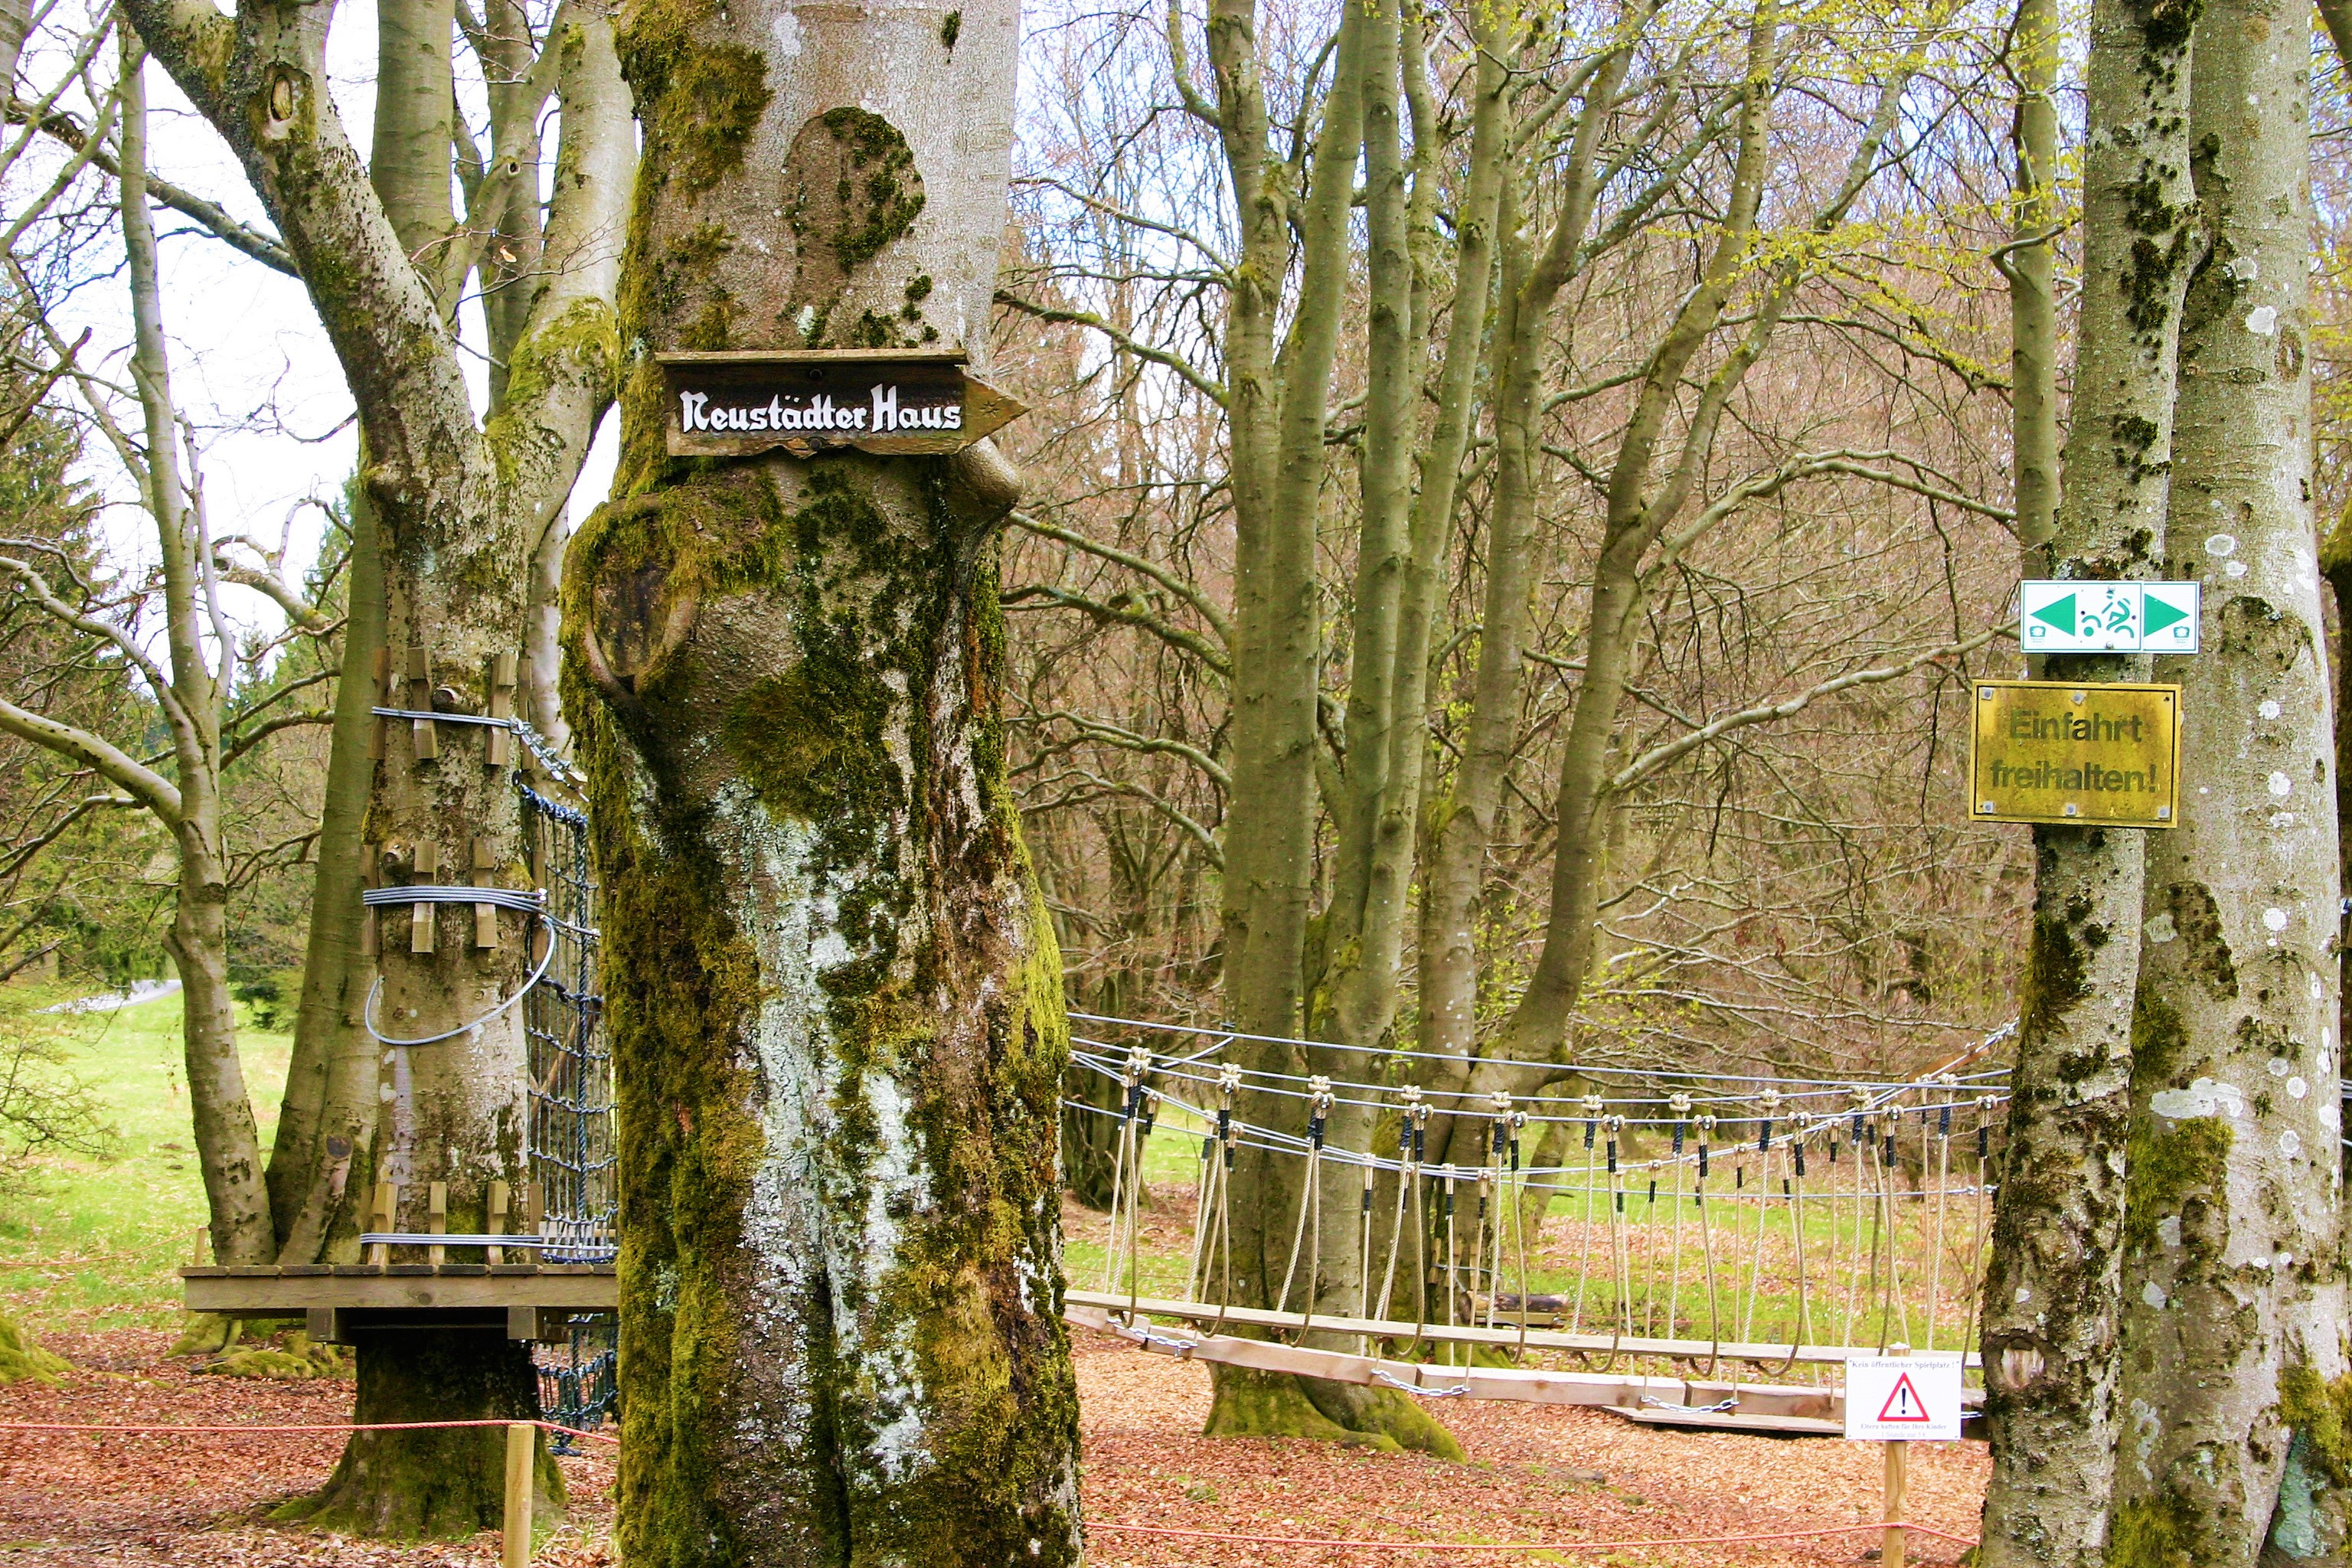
0, 1327, 1987, 1565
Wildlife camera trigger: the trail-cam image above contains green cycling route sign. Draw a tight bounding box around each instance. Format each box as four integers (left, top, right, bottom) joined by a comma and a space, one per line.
2017, 581, 2201, 655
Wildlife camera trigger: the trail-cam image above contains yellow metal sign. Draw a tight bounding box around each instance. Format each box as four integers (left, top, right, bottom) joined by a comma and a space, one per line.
1968, 680, 2180, 828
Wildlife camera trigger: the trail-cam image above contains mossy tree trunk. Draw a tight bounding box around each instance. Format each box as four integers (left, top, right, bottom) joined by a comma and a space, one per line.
1973, 0, 2200, 1558
122, 0, 634, 1531
276, 1326, 562, 1537
564, 0, 1080, 1559
1192, 0, 1484, 1452
0, 1310, 67, 1386
2110, 0, 2348, 1557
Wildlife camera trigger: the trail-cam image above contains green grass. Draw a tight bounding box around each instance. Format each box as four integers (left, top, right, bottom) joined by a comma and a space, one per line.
0, 983, 292, 1333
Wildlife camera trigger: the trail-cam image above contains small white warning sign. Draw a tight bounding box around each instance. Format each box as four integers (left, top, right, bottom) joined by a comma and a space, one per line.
1844, 1355, 1965, 1440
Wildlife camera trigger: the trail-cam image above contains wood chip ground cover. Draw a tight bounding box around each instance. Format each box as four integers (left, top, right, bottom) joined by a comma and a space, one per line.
1, 1329, 1984, 1565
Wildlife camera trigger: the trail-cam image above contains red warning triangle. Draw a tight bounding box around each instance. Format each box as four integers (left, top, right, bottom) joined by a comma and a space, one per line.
1877, 1373, 1933, 1423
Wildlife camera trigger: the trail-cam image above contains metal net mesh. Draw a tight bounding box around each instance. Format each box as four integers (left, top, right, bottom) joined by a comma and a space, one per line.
534, 1313, 619, 1449
521, 773, 614, 1263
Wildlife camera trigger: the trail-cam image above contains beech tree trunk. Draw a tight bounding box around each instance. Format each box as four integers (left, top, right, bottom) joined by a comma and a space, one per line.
277, 1325, 563, 1535
1192, 0, 1462, 1453
2109, 0, 2348, 1557
270, 488, 385, 1263
565, 0, 1081, 1557
2315, 9, 2352, 1184
1412, 8, 1644, 1168
122, 0, 633, 1527
120, 44, 275, 1264
2001, 0, 2059, 560
1974, 0, 2200, 1557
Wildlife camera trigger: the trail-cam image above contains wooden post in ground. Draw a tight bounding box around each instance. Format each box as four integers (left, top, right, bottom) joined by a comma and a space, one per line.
1883, 1341, 1909, 1568
503, 1421, 534, 1568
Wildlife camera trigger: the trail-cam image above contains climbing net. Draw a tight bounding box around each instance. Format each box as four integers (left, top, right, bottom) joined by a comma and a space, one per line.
1068, 1014, 2012, 1385
518, 746, 614, 1264
534, 1313, 619, 1450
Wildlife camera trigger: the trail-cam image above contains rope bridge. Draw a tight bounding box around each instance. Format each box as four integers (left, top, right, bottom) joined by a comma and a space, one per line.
322, 705, 2027, 1436
1064, 1013, 2014, 1427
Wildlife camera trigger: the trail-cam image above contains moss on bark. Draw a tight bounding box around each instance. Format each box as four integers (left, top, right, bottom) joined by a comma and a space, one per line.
276, 1328, 560, 1538
201, 1330, 351, 1379
168, 1310, 242, 1357
0, 1312, 67, 1386
2122, 1115, 2230, 1259
2109, 1488, 2200, 1568
2278, 1366, 2352, 1485
571, 458, 1080, 1564
1204, 1366, 1464, 1459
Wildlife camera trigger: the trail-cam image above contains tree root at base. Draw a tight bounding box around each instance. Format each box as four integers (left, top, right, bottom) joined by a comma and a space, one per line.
1204, 1364, 1465, 1459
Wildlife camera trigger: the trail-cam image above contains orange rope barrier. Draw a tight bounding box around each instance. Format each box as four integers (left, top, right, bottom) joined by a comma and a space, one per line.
0, 1419, 616, 1445
1087, 1518, 1979, 1552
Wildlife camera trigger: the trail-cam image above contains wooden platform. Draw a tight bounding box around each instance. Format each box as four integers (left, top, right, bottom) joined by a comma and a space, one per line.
181, 1263, 616, 1344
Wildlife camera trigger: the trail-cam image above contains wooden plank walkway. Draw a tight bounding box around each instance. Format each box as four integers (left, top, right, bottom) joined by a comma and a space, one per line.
1063, 1289, 1981, 1370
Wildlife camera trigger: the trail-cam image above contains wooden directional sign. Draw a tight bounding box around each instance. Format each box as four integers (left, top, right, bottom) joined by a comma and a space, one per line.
659, 349, 1025, 459
1968, 679, 2180, 828
2018, 581, 2201, 654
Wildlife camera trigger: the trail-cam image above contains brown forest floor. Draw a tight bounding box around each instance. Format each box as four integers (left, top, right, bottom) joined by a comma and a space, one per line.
0, 1329, 1986, 1566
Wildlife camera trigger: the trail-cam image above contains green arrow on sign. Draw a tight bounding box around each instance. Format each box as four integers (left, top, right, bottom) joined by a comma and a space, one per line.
2031, 593, 2076, 635
2142, 591, 2187, 636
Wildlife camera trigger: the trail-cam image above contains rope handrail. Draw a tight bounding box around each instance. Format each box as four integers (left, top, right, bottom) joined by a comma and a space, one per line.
1071, 1037, 2017, 1097
1075, 1047, 2017, 1110
1057, 1098, 2001, 1200
371, 706, 507, 726
1069, 1008, 2018, 1089
1070, 1037, 2013, 1112
1073, 1044, 2009, 1127
1059, 1078, 2005, 1185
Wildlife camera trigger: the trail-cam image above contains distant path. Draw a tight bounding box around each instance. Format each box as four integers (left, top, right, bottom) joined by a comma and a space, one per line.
38, 978, 181, 1014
